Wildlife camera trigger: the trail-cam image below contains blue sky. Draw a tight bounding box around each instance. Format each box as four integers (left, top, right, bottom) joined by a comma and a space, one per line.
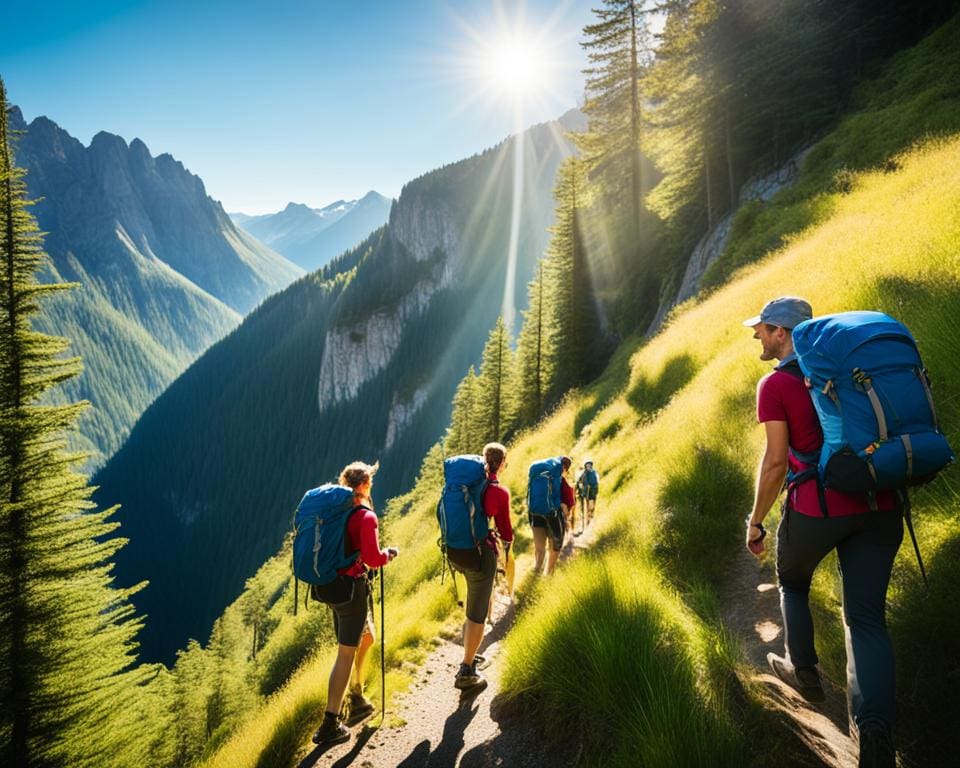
0, 0, 593, 213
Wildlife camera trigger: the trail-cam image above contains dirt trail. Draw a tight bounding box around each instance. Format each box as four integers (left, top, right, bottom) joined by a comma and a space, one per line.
721, 547, 858, 768
299, 532, 592, 768
298, 525, 858, 768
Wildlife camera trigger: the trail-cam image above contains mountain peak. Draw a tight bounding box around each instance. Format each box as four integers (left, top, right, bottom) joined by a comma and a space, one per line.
283, 201, 313, 213
90, 130, 129, 155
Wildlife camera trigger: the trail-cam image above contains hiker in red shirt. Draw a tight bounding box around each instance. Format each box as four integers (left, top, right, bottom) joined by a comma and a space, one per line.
312, 461, 398, 747
447, 442, 513, 691
744, 297, 902, 768
560, 456, 576, 543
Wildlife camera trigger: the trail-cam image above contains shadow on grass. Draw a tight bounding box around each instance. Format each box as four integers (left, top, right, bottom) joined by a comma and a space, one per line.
573, 338, 635, 436
626, 353, 698, 419
890, 526, 960, 767
655, 445, 752, 584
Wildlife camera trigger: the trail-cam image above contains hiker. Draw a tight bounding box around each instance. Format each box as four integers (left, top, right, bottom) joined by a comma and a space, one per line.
441, 443, 513, 691
743, 297, 902, 768
310, 461, 398, 747
560, 456, 576, 541
528, 456, 565, 575
576, 459, 599, 528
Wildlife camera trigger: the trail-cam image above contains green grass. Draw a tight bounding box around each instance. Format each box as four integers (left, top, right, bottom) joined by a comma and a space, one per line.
499, 552, 747, 767
492, 133, 960, 766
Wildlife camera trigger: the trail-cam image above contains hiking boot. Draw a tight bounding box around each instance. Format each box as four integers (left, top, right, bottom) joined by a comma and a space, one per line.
454, 662, 487, 691
473, 653, 486, 668
344, 691, 375, 726
766, 653, 825, 703
858, 722, 895, 768
312, 713, 350, 746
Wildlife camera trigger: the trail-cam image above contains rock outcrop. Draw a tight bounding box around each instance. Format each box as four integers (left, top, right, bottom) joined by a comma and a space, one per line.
648, 145, 813, 334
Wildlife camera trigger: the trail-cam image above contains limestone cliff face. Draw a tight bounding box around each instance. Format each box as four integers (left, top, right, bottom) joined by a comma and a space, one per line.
317, 275, 440, 407
316, 180, 463, 410
384, 386, 430, 451
388, 189, 462, 274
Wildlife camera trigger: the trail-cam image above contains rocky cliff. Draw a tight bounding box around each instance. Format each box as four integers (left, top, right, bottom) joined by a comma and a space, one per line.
648, 144, 813, 334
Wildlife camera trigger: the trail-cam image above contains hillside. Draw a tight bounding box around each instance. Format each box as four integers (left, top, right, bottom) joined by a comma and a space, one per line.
9, 109, 302, 464
191, 17, 960, 768
95, 111, 583, 663
231, 191, 393, 272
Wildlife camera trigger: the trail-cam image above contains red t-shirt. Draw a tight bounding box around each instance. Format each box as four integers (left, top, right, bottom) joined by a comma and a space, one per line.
561, 477, 575, 508
484, 473, 513, 544
338, 506, 389, 577
757, 367, 894, 516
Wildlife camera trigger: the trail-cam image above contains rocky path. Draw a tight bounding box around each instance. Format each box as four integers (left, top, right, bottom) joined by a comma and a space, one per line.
722, 547, 859, 768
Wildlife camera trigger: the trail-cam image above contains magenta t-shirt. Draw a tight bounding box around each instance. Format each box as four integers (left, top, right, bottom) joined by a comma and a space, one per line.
757, 368, 894, 516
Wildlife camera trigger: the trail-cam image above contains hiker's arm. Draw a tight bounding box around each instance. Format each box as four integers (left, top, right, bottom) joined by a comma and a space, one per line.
747, 420, 789, 551
357, 511, 395, 567
486, 487, 513, 545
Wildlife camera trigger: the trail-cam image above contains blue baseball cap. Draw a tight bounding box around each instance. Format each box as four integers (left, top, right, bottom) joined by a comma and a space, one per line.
742, 296, 812, 329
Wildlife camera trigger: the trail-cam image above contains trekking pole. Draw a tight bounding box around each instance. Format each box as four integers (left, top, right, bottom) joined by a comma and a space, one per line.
379, 566, 386, 726
901, 493, 928, 588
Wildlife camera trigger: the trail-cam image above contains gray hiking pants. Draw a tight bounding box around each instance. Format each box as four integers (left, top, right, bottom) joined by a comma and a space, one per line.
776, 507, 903, 729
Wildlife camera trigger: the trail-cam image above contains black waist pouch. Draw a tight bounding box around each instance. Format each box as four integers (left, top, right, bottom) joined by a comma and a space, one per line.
311, 574, 356, 604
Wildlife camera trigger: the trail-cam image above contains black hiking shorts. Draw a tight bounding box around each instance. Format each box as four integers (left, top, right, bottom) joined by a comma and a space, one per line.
326, 576, 370, 647
449, 544, 497, 624
531, 513, 565, 552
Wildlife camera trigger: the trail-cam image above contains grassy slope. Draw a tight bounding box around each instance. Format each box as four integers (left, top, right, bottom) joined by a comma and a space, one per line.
203, 23, 960, 768
703, 13, 960, 288
494, 137, 960, 767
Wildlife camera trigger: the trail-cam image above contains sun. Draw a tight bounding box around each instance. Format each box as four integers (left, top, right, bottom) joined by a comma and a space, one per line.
481, 36, 546, 97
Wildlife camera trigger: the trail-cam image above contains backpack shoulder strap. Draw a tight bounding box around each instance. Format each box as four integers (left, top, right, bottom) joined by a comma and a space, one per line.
342, 504, 370, 558
778, 359, 804, 380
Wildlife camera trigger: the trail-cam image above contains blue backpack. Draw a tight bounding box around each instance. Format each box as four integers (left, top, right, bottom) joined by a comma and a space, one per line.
527, 457, 563, 517
292, 484, 360, 586
437, 455, 489, 550
792, 311, 954, 495
583, 468, 599, 489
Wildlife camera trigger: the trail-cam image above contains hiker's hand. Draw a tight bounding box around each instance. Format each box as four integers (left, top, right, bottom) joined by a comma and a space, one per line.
746, 521, 765, 557
386, 547, 399, 561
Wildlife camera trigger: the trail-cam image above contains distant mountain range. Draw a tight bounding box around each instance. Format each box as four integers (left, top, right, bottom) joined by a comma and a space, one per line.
229, 191, 392, 272
97, 109, 585, 663
10, 107, 302, 465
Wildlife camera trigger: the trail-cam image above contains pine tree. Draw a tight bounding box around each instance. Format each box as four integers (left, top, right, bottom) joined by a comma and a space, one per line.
0, 78, 150, 767
473, 317, 516, 444
445, 366, 480, 456
541, 158, 606, 400
579, 0, 653, 226
515, 262, 550, 428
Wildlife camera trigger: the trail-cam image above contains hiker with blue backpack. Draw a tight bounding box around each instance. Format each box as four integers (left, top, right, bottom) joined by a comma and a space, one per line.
528, 456, 566, 574
437, 443, 514, 691
294, 461, 398, 747
743, 297, 953, 768
575, 459, 599, 533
